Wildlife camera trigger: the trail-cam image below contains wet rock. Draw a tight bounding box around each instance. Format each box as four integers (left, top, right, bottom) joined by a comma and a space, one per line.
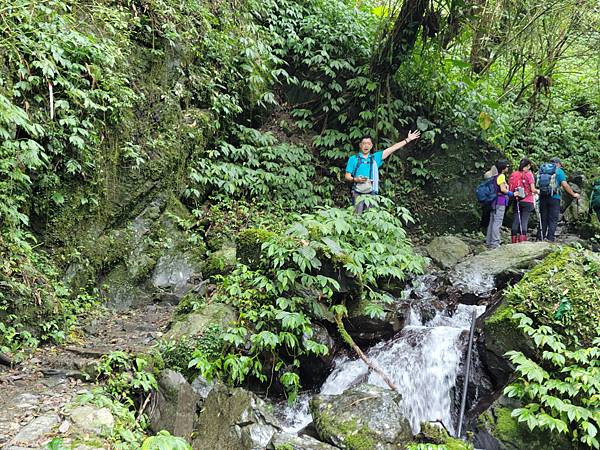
12, 413, 60, 444
268, 432, 339, 449
449, 242, 553, 302
298, 322, 337, 388
310, 384, 413, 449
191, 375, 215, 400
473, 397, 573, 450
479, 299, 536, 388
149, 369, 199, 438
192, 384, 281, 450
426, 236, 471, 269
345, 296, 409, 344
151, 251, 203, 302
69, 405, 114, 434
163, 303, 237, 340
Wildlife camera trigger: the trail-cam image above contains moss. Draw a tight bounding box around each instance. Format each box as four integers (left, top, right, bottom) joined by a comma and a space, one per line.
480, 405, 572, 450
312, 407, 376, 450
235, 228, 276, 268
416, 422, 473, 450
504, 247, 600, 346
204, 246, 237, 278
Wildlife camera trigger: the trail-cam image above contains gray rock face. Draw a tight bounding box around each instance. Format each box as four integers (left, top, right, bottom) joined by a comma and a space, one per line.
426, 236, 471, 269
449, 242, 553, 301
191, 375, 215, 399
12, 413, 60, 445
69, 405, 114, 434
269, 432, 339, 449
192, 384, 281, 450
163, 303, 237, 340
299, 322, 337, 388
310, 384, 413, 450
149, 369, 199, 439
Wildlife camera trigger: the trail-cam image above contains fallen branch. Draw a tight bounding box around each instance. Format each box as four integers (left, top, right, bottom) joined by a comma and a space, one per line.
334, 314, 399, 392
136, 392, 152, 423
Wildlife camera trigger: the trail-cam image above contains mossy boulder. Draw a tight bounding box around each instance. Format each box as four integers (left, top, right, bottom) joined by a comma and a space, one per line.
204, 245, 237, 278
310, 384, 413, 450
426, 235, 471, 269
480, 300, 536, 388
474, 397, 573, 450
449, 242, 554, 302
415, 422, 473, 449
163, 303, 237, 341
192, 383, 281, 450
268, 433, 338, 449
236, 228, 276, 269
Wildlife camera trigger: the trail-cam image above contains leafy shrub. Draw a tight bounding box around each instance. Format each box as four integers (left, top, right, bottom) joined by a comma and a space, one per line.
504, 313, 600, 449
96, 351, 158, 407
190, 197, 424, 401
141, 431, 191, 450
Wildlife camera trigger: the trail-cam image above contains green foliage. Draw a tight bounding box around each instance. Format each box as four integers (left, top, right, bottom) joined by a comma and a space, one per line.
190, 198, 424, 401
504, 247, 600, 346
141, 431, 191, 450
187, 125, 331, 210
158, 325, 223, 380
72, 388, 147, 449
504, 313, 600, 449
96, 351, 158, 407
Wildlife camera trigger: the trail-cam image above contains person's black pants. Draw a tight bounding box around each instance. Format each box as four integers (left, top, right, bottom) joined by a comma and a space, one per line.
511, 201, 534, 236
480, 204, 493, 232
537, 196, 561, 241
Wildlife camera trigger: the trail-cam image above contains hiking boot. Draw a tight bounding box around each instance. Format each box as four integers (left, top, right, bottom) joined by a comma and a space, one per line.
511, 235, 519, 244
520, 234, 528, 242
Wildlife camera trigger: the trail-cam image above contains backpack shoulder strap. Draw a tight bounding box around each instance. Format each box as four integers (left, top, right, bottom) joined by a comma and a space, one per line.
351, 154, 361, 178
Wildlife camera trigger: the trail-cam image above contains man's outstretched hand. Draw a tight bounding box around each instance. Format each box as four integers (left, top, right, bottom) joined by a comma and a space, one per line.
406, 129, 421, 142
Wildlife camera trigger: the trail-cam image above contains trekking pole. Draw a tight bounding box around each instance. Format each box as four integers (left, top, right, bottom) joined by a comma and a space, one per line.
535, 195, 543, 242
516, 200, 523, 238
457, 308, 477, 438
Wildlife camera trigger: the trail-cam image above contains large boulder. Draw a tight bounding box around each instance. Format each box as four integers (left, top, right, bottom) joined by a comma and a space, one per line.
148, 369, 199, 439
426, 236, 471, 269
345, 296, 409, 344
473, 397, 573, 450
479, 299, 536, 388
192, 384, 281, 450
69, 405, 115, 435
449, 242, 553, 302
298, 322, 337, 388
269, 432, 339, 449
310, 384, 413, 450
203, 245, 237, 278
163, 303, 237, 340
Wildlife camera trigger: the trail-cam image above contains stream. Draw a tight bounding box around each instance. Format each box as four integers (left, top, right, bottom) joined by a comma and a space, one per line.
275, 276, 486, 436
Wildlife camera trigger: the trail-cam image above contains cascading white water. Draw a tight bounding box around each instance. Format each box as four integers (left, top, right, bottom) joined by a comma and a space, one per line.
274, 285, 486, 435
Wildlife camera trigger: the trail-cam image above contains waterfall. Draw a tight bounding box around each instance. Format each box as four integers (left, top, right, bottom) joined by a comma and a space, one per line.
274, 286, 486, 435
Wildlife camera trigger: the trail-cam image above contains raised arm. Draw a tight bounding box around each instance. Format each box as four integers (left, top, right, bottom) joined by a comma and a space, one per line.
382, 130, 421, 160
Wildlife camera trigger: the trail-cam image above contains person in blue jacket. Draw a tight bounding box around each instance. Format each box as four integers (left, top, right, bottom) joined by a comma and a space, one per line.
345, 130, 420, 213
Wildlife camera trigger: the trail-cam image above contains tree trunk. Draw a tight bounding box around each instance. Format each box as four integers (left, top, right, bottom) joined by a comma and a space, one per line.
371, 0, 430, 80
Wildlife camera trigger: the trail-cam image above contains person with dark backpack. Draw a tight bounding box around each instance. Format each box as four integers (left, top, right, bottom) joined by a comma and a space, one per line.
478, 164, 498, 232
345, 131, 420, 213
590, 179, 600, 221
536, 157, 580, 241
485, 159, 513, 249
508, 158, 538, 243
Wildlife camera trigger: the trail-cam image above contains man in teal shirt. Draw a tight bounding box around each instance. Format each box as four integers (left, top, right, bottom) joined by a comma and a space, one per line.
345, 131, 420, 213
538, 157, 580, 241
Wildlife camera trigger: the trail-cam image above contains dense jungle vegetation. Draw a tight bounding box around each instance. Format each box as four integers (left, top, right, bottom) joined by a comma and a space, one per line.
1, 0, 599, 447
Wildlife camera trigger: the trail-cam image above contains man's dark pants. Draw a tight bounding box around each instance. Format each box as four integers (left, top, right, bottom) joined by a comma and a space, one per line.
352, 191, 374, 214
538, 196, 561, 241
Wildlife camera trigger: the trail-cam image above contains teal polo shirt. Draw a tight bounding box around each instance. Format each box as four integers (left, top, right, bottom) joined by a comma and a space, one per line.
345, 151, 384, 179
553, 167, 566, 200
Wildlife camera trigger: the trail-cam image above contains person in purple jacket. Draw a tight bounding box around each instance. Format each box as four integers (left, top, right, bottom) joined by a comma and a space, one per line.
486, 159, 513, 249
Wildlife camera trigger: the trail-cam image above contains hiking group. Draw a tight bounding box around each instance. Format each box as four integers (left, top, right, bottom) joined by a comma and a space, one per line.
477, 157, 599, 249
342, 134, 600, 242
